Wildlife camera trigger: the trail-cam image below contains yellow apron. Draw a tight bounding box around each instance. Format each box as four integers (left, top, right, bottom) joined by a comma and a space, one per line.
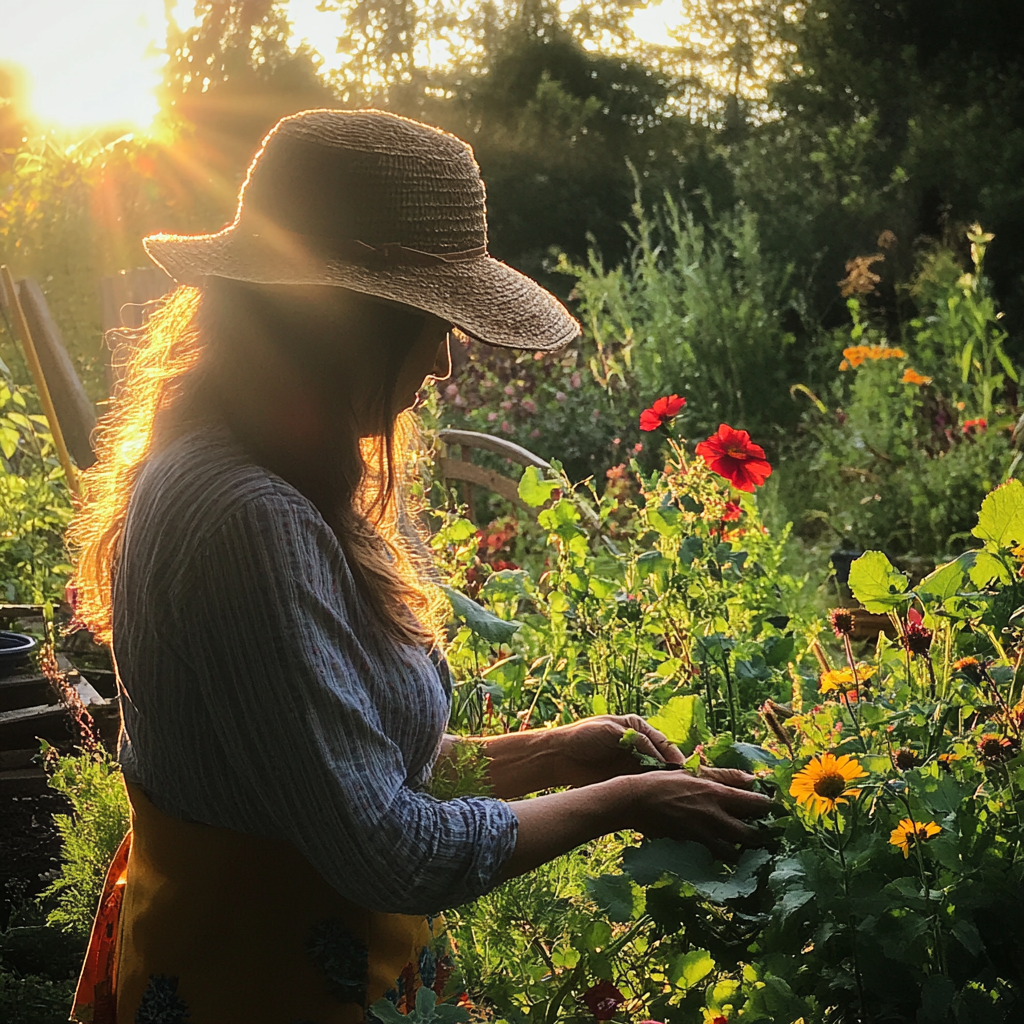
72, 778, 449, 1023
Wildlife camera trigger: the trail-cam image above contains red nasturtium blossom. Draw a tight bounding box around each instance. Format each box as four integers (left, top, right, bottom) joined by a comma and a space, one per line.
695, 424, 773, 493
639, 394, 686, 431
721, 501, 743, 522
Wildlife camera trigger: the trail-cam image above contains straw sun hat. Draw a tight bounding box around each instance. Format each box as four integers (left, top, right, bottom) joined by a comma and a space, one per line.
143, 108, 580, 352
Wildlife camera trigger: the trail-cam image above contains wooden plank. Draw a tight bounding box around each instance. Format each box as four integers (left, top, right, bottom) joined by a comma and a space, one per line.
16, 279, 97, 469
438, 458, 533, 513
437, 429, 550, 470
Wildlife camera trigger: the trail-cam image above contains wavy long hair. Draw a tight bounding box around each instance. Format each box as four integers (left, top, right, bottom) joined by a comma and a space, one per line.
69, 280, 446, 650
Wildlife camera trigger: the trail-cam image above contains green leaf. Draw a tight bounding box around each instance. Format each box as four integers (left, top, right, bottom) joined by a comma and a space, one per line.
648, 695, 709, 755
440, 585, 520, 644
968, 549, 1012, 587
481, 569, 530, 601
622, 839, 769, 901
973, 479, 1024, 550
585, 874, 635, 922
669, 948, 715, 989
368, 999, 407, 1024
647, 507, 681, 538
518, 466, 559, 507
578, 920, 612, 952
762, 634, 795, 667
677, 535, 703, 566
848, 551, 910, 612
636, 549, 671, 577
917, 552, 977, 603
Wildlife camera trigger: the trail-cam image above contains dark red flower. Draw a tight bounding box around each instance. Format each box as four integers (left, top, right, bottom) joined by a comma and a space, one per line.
583, 981, 625, 1020
902, 620, 933, 657
695, 424, 773, 492
721, 501, 743, 522
829, 608, 855, 637
639, 394, 686, 432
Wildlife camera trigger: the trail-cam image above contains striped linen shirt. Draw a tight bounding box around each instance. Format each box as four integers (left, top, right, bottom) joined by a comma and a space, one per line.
112, 424, 518, 915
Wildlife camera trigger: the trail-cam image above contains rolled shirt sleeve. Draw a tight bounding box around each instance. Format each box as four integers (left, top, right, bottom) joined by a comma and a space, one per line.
161, 484, 517, 915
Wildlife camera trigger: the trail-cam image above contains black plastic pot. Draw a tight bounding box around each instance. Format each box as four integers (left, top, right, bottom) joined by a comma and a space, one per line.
0, 631, 37, 678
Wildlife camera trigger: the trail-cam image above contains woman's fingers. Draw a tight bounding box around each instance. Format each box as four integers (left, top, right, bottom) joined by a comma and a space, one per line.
618, 715, 685, 765
699, 766, 756, 789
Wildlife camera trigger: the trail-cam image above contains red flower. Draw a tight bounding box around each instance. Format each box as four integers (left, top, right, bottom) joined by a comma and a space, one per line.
582, 981, 625, 1020
695, 424, 773, 492
639, 394, 686, 431
963, 418, 987, 434
721, 501, 742, 522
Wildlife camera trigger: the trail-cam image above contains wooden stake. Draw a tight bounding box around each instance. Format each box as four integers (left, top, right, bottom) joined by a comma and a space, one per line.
0, 265, 81, 497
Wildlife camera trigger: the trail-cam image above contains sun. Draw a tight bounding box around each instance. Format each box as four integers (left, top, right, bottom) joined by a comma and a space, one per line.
0, 0, 187, 131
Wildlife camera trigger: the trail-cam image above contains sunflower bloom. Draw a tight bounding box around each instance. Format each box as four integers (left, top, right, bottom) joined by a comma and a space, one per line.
889, 818, 941, 858
790, 753, 868, 814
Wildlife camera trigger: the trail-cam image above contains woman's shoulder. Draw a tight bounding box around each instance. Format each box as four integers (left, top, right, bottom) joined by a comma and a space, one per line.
131, 423, 321, 546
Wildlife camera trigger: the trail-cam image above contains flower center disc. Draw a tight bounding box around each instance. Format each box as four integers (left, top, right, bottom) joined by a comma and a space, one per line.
813, 770, 847, 800
726, 447, 748, 460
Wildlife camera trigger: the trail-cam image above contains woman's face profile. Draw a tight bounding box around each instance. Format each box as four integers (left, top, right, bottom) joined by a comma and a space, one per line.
392, 316, 452, 418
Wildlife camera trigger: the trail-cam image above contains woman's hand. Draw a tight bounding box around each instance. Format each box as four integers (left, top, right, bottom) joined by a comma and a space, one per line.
627, 768, 770, 860
554, 714, 685, 788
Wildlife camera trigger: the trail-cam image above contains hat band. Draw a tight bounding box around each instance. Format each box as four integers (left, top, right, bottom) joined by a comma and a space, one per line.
241, 227, 487, 269
332, 238, 489, 268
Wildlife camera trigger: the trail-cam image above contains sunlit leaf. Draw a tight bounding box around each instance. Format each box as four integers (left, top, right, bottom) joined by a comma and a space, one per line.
973, 479, 1024, 550
848, 550, 910, 612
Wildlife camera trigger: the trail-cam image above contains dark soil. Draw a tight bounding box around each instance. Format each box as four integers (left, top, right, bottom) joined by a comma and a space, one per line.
0, 787, 70, 931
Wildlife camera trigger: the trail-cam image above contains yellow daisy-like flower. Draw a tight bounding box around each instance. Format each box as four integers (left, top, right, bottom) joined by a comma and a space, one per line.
889, 818, 941, 857
790, 753, 868, 814
818, 664, 878, 693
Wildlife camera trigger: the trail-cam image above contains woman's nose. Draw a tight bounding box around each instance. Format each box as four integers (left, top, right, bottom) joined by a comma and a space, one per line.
431, 334, 453, 381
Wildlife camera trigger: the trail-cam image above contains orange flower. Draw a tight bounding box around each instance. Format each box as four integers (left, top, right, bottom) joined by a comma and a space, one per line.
889, 818, 941, 857
901, 368, 932, 386
790, 753, 868, 814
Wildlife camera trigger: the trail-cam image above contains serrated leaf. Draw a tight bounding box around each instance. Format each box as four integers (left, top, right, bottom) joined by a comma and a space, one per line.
440, 585, 520, 644
518, 466, 559, 507
585, 874, 635, 922
648, 695, 709, 755
973, 479, 1024, 550
848, 551, 910, 612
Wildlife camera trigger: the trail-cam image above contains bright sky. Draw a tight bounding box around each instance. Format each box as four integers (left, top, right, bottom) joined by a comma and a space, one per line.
0, 0, 683, 132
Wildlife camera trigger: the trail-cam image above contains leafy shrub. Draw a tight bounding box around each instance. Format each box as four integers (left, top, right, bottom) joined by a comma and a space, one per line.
39, 746, 129, 938
792, 229, 1018, 562
561, 193, 807, 446
0, 367, 73, 603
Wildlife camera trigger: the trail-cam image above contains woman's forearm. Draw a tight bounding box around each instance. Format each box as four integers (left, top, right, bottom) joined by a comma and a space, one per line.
493, 775, 636, 883
438, 730, 565, 799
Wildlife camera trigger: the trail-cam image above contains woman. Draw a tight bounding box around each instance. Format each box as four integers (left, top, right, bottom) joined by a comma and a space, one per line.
69, 109, 769, 1024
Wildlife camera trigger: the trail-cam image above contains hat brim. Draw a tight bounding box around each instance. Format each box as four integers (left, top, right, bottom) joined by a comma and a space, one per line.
143, 229, 580, 353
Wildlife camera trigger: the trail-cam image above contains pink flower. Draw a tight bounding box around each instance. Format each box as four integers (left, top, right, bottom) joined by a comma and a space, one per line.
639, 394, 686, 432
555, 391, 567, 403
570, 371, 583, 389
487, 411, 498, 422
522, 398, 538, 414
